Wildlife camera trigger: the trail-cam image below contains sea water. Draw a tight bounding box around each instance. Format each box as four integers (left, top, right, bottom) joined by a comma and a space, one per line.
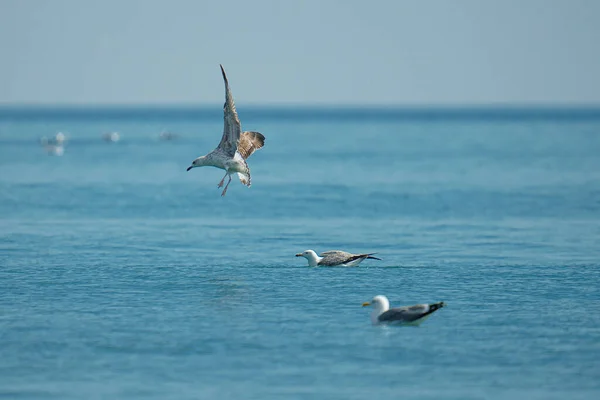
1, 107, 599, 399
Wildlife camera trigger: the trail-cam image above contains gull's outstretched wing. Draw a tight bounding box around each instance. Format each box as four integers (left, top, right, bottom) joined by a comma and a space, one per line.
378, 302, 445, 323
217, 64, 242, 156
237, 131, 265, 160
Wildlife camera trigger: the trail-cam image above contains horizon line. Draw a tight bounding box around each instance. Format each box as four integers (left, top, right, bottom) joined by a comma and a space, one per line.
1, 103, 600, 122
1, 102, 600, 110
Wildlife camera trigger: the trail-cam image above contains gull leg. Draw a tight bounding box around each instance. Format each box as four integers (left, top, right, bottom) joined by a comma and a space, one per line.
221, 175, 232, 196
217, 172, 228, 188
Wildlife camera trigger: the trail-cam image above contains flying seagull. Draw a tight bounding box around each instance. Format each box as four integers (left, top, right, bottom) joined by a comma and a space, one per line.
362, 295, 445, 326
187, 64, 265, 196
295, 250, 381, 267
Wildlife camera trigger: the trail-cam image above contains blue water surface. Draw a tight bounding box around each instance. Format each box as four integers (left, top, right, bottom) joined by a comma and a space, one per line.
1, 107, 599, 399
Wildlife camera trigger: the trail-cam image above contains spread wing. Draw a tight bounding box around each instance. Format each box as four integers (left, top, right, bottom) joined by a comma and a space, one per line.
237, 131, 265, 160
217, 64, 242, 156
378, 302, 444, 323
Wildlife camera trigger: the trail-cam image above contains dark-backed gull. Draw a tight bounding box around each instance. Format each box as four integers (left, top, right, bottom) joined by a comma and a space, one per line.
362, 295, 445, 326
186, 64, 265, 196
295, 250, 381, 267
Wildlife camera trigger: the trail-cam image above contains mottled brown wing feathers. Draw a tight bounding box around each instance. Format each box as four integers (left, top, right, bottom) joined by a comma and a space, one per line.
237, 131, 265, 160
217, 64, 242, 156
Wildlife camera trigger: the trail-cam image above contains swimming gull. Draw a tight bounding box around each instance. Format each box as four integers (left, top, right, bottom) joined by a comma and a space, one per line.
295, 249, 381, 267
40, 134, 65, 156
362, 295, 445, 326
186, 64, 265, 196
102, 132, 120, 142
39, 132, 66, 146
159, 131, 178, 141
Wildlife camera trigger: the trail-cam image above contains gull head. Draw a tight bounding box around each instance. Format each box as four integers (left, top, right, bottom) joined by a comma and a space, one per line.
187, 156, 207, 171
362, 295, 390, 311
363, 295, 390, 324
295, 249, 320, 267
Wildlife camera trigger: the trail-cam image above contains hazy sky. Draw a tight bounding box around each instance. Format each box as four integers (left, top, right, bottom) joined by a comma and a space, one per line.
1, 0, 599, 105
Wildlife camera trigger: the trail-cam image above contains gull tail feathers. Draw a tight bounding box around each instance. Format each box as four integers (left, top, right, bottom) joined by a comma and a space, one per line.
237, 172, 251, 187
428, 302, 445, 312
366, 253, 382, 261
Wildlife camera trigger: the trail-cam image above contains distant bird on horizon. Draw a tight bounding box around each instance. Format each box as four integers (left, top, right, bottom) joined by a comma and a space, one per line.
40, 132, 66, 156
40, 132, 66, 146
186, 64, 265, 196
362, 295, 445, 326
102, 132, 120, 142
295, 250, 381, 267
159, 131, 178, 141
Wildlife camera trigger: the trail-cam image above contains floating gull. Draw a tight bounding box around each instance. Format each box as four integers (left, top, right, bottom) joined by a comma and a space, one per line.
40, 132, 66, 146
295, 249, 381, 267
186, 64, 265, 196
159, 131, 178, 141
40, 134, 65, 156
102, 132, 120, 142
362, 295, 445, 326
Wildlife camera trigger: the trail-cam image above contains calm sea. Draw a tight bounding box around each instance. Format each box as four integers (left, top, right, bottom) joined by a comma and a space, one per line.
1, 107, 599, 399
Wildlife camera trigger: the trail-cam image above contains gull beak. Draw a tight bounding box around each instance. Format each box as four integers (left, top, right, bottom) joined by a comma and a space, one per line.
186, 166, 193, 171
295, 253, 302, 257
362, 302, 371, 307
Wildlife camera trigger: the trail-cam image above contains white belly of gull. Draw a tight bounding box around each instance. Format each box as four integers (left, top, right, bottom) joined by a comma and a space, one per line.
225, 158, 247, 174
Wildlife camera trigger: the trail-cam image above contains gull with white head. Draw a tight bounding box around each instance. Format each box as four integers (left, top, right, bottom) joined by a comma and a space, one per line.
362, 295, 445, 326
40, 133, 65, 156
187, 64, 265, 196
295, 249, 381, 267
